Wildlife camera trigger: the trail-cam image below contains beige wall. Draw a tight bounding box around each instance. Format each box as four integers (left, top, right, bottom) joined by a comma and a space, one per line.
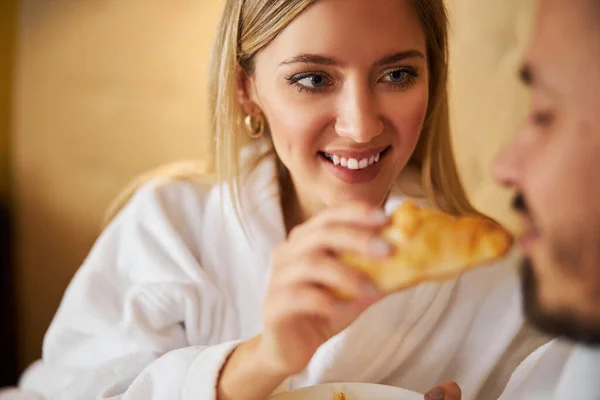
14, 0, 225, 369
447, 0, 534, 229
13, 1, 533, 369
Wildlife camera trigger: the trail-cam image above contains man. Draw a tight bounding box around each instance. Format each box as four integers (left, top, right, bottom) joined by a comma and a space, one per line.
425, 0, 600, 399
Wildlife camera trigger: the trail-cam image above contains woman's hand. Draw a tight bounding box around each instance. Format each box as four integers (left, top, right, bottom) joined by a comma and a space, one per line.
256, 202, 393, 376
217, 202, 393, 400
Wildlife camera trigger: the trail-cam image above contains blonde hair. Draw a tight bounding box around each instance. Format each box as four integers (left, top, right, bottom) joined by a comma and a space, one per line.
104, 0, 477, 226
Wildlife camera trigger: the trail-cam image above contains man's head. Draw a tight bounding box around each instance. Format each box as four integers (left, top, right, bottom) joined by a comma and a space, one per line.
493, 0, 600, 345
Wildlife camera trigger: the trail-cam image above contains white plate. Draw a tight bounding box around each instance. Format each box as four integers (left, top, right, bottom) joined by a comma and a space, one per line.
269, 382, 422, 400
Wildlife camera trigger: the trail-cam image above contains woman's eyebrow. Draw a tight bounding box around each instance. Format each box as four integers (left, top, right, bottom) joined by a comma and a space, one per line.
279, 49, 425, 68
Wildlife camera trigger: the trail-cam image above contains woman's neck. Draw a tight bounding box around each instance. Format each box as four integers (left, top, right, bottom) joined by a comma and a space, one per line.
279, 176, 320, 234
277, 161, 324, 234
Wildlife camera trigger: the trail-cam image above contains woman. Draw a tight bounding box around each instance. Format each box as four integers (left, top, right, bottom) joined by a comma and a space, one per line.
19, 0, 568, 399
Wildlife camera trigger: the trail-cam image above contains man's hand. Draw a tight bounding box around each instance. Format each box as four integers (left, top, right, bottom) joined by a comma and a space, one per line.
424, 381, 462, 400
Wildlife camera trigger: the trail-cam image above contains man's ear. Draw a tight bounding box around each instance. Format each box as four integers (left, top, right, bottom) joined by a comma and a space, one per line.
236, 64, 261, 116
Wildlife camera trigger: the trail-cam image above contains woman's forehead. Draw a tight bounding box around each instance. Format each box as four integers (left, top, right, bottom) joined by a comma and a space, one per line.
256, 0, 427, 67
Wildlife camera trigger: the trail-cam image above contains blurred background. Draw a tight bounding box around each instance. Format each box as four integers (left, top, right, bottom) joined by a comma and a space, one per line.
0, 0, 533, 385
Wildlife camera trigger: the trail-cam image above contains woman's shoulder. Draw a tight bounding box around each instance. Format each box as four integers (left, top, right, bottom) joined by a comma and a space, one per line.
112, 175, 222, 232
136, 176, 217, 208
108, 139, 276, 225
81, 176, 230, 284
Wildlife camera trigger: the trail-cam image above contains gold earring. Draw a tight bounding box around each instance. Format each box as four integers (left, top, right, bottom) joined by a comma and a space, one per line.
244, 113, 265, 139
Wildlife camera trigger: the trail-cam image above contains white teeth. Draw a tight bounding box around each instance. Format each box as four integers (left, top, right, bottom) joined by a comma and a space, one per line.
326, 149, 385, 170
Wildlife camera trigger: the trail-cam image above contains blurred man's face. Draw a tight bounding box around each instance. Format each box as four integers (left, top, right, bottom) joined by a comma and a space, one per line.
493, 0, 600, 344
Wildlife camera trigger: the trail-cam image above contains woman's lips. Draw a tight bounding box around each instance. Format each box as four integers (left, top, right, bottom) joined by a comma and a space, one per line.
320, 146, 389, 170
319, 147, 390, 184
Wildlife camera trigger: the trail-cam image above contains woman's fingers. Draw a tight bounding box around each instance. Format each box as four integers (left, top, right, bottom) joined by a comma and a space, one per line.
283, 224, 394, 262
273, 285, 338, 317
279, 255, 379, 299
288, 202, 389, 241
270, 281, 380, 326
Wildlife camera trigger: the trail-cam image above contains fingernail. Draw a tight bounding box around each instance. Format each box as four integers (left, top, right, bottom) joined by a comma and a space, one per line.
370, 209, 388, 224
424, 387, 444, 400
369, 239, 393, 257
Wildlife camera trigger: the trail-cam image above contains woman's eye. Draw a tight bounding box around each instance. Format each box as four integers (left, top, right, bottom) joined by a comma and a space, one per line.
287, 73, 333, 93
296, 74, 328, 88
380, 68, 418, 89
386, 70, 408, 83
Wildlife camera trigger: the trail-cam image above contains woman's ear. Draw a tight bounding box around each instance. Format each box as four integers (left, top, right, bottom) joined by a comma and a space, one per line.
236, 64, 260, 116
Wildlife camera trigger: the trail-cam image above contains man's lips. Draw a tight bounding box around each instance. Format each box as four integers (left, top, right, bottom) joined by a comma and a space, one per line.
518, 212, 541, 252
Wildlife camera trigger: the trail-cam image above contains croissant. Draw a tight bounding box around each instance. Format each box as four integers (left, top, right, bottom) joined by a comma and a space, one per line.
340, 201, 513, 293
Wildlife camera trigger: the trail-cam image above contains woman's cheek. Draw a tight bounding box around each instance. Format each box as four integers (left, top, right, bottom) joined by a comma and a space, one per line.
384, 89, 429, 146
264, 94, 335, 153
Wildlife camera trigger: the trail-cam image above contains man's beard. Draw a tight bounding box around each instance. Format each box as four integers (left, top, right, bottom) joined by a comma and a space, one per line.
521, 258, 600, 346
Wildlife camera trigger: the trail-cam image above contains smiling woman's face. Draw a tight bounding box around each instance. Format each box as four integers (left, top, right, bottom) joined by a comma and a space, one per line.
241, 0, 429, 217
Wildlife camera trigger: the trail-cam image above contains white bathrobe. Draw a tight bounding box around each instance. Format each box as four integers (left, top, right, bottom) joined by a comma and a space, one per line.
17, 141, 571, 400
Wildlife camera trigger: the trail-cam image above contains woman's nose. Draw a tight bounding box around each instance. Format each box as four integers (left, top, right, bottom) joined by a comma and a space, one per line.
334, 84, 383, 143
